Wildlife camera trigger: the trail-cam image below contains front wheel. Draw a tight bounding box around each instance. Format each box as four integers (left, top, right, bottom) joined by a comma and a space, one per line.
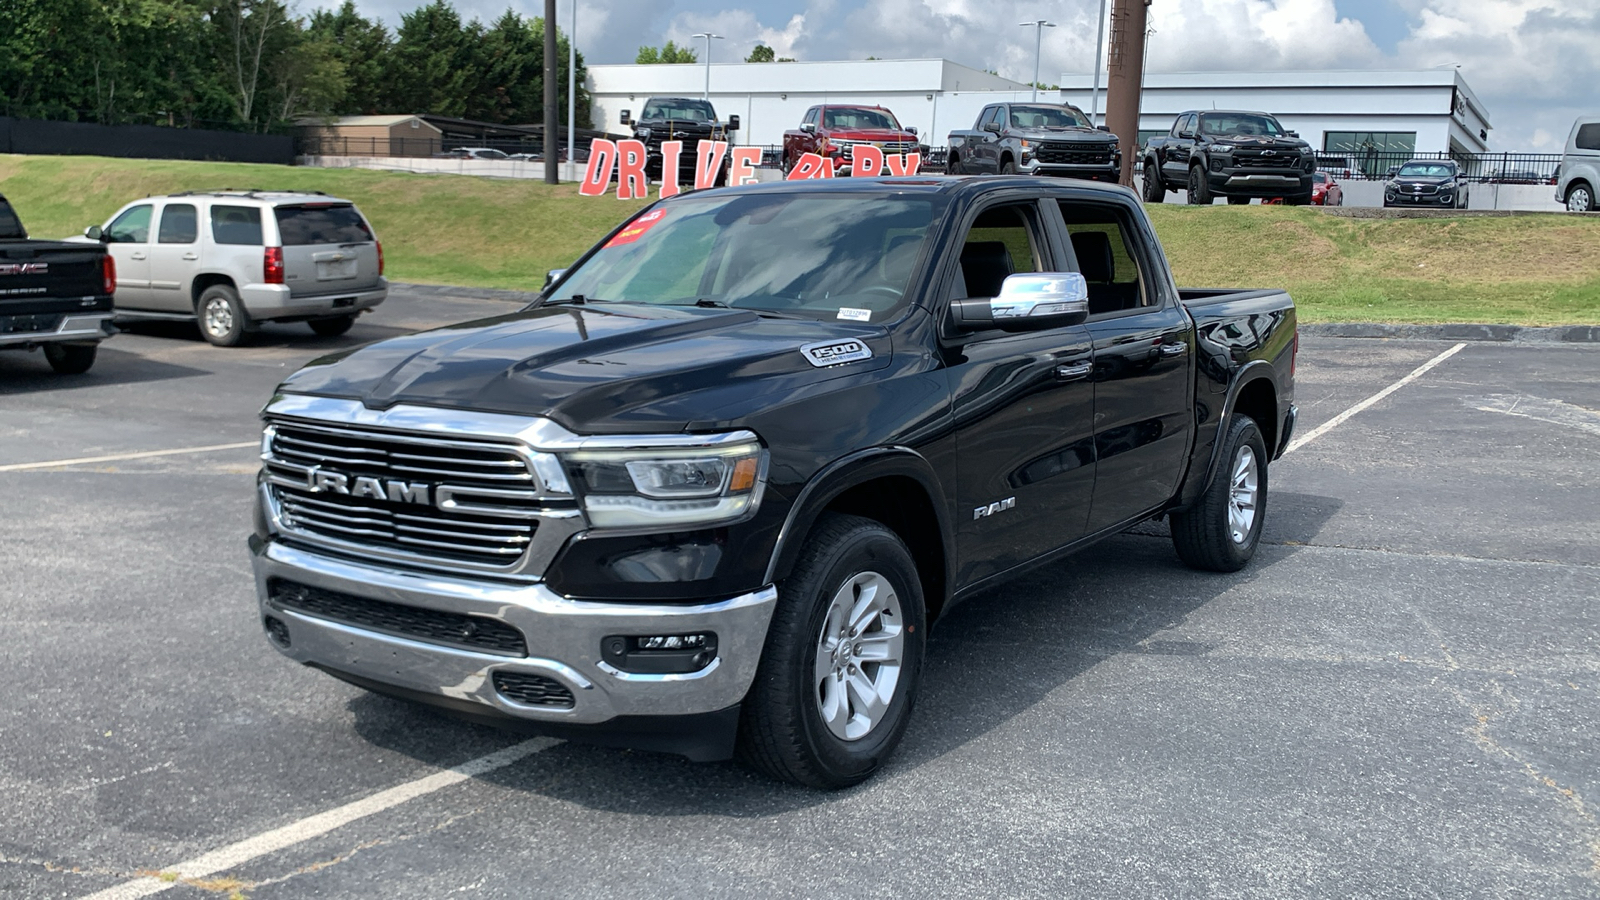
1142, 163, 1165, 202
1170, 415, 1268, 572
1000, 160, 1018, 175
43, 342, 97, 374
737, 513, 926, 789
1187, 165, 1211, 204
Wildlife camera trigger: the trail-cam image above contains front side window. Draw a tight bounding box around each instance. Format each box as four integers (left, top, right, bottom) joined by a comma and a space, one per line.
105, 205, 153, 243
803, 108, 819, 126
951, 203, 1043, 301
275, 204, 373, 245
551, 192, 937, 324
211, 205, 263, 245
1057, 201, 1149, 316
158, 204, 198, 244
1198, 113, 1286, 137
981, 107, 1003, 129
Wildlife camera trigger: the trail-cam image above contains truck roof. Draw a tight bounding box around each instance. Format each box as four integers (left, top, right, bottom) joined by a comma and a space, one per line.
681, 175, 1134, 200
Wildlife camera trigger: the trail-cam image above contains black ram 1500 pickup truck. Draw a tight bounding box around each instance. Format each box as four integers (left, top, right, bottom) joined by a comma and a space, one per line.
1142, 110, 1318, 205
249, 176, 1297, 789
0, 193, 117, 374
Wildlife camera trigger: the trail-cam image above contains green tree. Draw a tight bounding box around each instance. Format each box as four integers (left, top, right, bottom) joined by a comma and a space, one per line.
215, 0, 298, 127
306, 1, 391, 116
636, 40, 695, 64
386, 0, 476, 116
745, 44, 774, 63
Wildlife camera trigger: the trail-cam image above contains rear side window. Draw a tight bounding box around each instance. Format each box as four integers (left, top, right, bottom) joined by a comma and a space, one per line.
275, 205, 373, 245
106, 205, 153, 243
0, 200, 24, 239
211, 205, 263, 245
1058, 201, 1151, 316
158, 204, 198, 243
1577, 123, 1600, 152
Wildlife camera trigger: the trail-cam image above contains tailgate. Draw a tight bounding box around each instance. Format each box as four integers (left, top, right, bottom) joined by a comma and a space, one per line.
0, 242, 107, 315
274, 204, 382, 298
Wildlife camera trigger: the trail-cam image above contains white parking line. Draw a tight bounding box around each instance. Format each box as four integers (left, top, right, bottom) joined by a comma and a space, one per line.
78, 738, 556, 899
0, 442, 258, 473
1285, 342, 1467, 454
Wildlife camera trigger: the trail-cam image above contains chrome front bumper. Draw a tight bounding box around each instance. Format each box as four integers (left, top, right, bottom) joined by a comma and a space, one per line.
0, 312, 115, 348
251, 538, 778, 727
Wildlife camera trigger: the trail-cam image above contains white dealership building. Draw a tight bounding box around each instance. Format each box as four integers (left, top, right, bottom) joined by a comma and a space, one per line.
586, 60, 1492, 160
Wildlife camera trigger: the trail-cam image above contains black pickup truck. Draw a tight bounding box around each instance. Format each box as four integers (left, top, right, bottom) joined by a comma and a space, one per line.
1142, 110, 1318, 205
249, 177, 1297, 789
947, 101, 1120, 181
0, 193, 117, 374
620, 97, 740, 183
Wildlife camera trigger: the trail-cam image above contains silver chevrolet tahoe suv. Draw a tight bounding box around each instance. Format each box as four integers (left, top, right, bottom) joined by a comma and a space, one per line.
83, 191, 386, 345
1557, 117, 1599, 212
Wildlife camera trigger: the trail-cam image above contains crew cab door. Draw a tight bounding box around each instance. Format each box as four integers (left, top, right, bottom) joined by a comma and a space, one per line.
1053, 196, 1192, 531
146, 202, 200, 312
972, 107, 1004, 174
1162, 115, 1196, 183
102, 203, 154, 309
943, 197, 1096, 586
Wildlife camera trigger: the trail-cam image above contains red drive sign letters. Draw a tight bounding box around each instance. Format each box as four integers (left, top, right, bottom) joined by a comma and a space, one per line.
579, 138, 921, 200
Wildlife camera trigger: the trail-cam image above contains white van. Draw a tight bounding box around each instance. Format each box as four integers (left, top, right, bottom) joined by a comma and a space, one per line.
1556, 117, 1599, 212
82, 191, 387, 345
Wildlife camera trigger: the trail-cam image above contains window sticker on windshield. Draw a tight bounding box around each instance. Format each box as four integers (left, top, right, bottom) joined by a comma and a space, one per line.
604, 208, 669, 248
837, 307, 872, 322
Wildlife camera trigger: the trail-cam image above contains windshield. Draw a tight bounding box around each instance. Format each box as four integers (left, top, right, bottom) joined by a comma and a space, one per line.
550, 192, 935, 324
824, 108, 901, 131
1009, 105, 1090, 129
0, 200, 24, 239
1199, 113, 1286, 137
1397, 162, 1456, 178
641, 99, 716, 122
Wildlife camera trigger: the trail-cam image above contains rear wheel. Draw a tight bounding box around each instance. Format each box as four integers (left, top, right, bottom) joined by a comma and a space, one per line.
197, 284, 249, 347
308, 314, 356, 337
1187, 165, 1211, 204
43, 342, 97, 374
1286, 192, 1314, 206
1142, 163, 1165, 202
946, 153, 962, 175
737, 513, 926, 789
1566, 183, 1595, 212
1170, 416, 1268, 572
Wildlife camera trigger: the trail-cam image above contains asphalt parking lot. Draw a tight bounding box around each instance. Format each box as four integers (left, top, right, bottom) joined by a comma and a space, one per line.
2, 286, 1597, 899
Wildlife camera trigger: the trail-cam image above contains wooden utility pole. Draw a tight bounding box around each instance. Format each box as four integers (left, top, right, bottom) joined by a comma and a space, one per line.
543, 0, 559, 184
1104, 0, 1150, 186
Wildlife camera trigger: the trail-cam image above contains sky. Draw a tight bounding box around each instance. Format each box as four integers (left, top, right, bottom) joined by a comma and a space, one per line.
306, 0, 1600, 151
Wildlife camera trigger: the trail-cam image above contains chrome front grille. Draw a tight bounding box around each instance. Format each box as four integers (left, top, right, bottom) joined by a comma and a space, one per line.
262, 420, 572, 573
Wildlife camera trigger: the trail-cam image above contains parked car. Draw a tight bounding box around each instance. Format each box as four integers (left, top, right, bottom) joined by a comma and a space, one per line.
620, 97, 739, 184
249, 175, 1298, 789
781, 105, 921, 175
447, 147, 511, 160
1483, 169, 1546, 184
1383, 160, 1471, 209
1263, 171, 1343, 207
1556, 116, 1600, 212
1142, 110, 1317, 205
946, 102, 1119, 181
0, 193, 116, 374
80, 191, 386, 346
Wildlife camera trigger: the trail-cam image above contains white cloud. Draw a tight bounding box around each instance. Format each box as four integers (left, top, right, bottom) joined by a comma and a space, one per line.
663, 10, 808, 61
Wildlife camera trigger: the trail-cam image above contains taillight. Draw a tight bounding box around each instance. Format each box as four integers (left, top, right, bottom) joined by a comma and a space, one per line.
101, 254, 116, 294
264, 246, 284, 284
376, 240, 384, 276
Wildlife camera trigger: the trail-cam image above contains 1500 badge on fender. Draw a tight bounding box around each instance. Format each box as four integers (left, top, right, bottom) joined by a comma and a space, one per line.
800, 339, 873, 367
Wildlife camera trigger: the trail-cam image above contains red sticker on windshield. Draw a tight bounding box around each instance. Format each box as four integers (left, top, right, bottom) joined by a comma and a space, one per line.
604, 208, 669, 247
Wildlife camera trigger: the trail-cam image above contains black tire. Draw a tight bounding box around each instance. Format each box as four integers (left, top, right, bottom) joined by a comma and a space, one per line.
1227, 196, 1251, 205
1142, 162, 1165, 202
43, 342, 97, 374
1000, 159, 1018, 176
308, 314, 356, 337
197, 284, 249, 347
1170, 415, 1268, 572
1286, 192, 1313, 206
737, 513, 927, 789
946, 153, 962, 176
1187, 165, 1211, 204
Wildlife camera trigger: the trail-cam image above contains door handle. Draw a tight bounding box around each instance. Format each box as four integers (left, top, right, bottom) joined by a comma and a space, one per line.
130, 252, 147, 260
1055, 362, 1093, 381
182, 252, 199, 260
1160, 342, 1187, 358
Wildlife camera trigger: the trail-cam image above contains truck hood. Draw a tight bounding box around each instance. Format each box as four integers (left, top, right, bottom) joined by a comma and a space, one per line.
276, 303, 891, 433
830, 129, 919, 142
1389, 175, 1455, 187
1209, 135, 1310, 152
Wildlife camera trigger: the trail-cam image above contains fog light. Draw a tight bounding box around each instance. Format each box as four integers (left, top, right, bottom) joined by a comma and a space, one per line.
602, 633, 718, 675
264, 616, 290, 648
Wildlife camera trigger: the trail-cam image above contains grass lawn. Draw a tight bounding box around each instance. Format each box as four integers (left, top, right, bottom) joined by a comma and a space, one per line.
3, 154, 1596, 324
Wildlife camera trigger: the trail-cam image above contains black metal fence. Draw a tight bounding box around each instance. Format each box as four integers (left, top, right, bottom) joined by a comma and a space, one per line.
0, 116, 294, 164
1313, 150, 1563, 183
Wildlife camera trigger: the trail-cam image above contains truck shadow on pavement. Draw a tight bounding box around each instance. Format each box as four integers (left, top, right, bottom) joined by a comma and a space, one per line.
345, 491, 1342, 813
0, 345, 210, 393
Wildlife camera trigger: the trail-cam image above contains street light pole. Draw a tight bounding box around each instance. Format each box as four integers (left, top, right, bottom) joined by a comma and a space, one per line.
1019, 20, 1056, 103
567, 0, 575, 169
1090, 0, 1108, 125
691, 32, 723, 102
543, 0, 557, 184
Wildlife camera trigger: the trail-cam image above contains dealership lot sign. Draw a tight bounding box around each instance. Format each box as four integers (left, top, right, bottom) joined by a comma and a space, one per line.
579, 138, 921, 200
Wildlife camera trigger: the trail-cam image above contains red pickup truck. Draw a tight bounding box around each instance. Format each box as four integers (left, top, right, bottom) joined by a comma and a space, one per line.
781, 105, 923, 175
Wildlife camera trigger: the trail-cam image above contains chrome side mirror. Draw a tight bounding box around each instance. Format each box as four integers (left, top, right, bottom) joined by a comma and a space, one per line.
801, 122, 816, 134
951, 273, 1090, 332
543, 268, 567, 289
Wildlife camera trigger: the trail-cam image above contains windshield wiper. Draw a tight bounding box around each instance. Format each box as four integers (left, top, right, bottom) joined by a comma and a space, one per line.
544, 294, 597, 306
694, 298, 729, 308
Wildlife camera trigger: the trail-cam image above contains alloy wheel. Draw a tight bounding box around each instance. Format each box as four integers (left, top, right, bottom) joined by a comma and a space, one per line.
1569, 186, 1594, 213
814, 571, 904, 741
203, 297, 234, 338
1227, 445, 1259, 544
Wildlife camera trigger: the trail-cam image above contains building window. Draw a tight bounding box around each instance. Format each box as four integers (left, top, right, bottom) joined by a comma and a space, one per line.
1323, 132, 1417, 178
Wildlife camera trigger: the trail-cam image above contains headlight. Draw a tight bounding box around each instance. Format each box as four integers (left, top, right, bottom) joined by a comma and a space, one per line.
634, 128, 652, 140
563, 440, 767, 529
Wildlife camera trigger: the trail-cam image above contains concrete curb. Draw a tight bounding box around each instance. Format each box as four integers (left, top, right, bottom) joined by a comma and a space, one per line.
1301, 323, 1600, 343
393, 282, 545, 304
